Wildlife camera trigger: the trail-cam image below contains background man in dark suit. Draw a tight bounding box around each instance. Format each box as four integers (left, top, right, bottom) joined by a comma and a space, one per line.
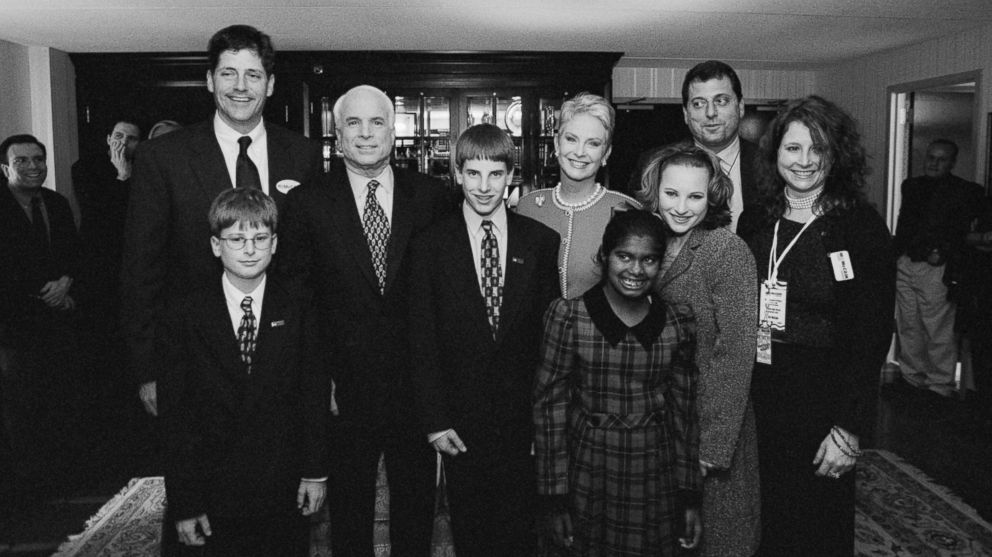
121, 24, 321, 419
279, 84, 452, 557
630, 61, 758, 235
409, 124, 561, 555
0, 134, 84, 487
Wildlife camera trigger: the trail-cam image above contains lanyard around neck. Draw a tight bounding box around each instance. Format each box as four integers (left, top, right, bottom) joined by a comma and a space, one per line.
767, 217, 818, 282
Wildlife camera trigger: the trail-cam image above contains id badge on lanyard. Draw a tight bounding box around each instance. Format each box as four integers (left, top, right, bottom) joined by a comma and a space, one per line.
757, 217, 818, 365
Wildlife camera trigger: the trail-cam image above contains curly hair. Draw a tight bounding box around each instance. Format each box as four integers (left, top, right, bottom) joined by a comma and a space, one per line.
754, 95, 869, 221
635, 141, 732, 229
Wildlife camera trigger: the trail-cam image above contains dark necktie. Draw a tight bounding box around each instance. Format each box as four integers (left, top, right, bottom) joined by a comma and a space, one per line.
481, 220, 503, 337
30, 196, 50, 250
238, 296, 257, 374
236, 136, 262, 190
362, 180, 390, 294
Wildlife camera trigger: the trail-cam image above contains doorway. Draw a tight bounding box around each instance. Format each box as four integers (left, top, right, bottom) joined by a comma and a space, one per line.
886, 71, 982, 230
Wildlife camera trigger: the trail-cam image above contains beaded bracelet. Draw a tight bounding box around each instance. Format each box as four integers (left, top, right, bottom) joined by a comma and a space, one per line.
830, 426, 863, 458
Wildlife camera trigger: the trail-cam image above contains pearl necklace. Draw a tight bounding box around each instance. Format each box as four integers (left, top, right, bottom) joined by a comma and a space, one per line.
552, 183, 606, 297
553, 183, 604, 211
785, 186, 823, 210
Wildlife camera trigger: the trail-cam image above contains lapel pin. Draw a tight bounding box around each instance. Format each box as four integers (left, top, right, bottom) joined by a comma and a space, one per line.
512, 257, 524, 264
270, 320, 285, 327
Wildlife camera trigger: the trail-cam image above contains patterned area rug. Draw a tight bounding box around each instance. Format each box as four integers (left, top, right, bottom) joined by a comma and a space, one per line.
55, 455, 455, 556
58, 449, 991, 556
856, 449, 992, 556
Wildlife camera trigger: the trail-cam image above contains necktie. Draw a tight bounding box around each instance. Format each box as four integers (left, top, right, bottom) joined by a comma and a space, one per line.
362, 180, 390, 294
29, 196, 49, 249
238, 296, 257, 374
236, 136, 262, 190
481, 220, 503, 337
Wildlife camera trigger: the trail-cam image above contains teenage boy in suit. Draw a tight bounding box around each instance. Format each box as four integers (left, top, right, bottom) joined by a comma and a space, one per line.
165, 188, 328, 557
409, 123, 561, 555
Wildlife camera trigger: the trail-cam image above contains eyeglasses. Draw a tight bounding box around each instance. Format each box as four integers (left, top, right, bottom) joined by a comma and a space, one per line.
217, 234, 273, 250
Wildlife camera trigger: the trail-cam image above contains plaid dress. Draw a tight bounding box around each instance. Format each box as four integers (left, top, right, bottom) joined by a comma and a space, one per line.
535, 286, 701, 556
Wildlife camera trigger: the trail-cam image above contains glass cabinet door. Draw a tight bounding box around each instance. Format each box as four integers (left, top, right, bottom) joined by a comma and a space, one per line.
466, 94, 524, 191
537, 97, 563, 188
392, 94, 452, 185
393, 95, 420, 173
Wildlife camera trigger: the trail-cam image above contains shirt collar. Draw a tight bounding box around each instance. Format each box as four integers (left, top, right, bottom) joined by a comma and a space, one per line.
213, 113, 266, 144
697, 135, 741, 164
583, 284, 667, 350
347, 165, 394, 195
462, 201, 508, 236
222, 271, 266, 303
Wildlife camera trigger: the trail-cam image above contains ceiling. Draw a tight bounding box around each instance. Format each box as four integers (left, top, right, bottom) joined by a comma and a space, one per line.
3, 1, 992, 66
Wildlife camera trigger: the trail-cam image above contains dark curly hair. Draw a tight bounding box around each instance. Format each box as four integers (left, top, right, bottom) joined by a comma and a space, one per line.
754, 95, 869, 221
635, 141, 732, 229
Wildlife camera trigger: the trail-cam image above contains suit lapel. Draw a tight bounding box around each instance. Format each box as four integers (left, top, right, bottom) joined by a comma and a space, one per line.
385, 170, 415, 294
496, 213, 534, 344
187, 122, 233, 201
200, 282, 247, 382
440, 215, 494, 341
265, 124, 290, 206
661, 227, 703, 287
326, 165, 380, 291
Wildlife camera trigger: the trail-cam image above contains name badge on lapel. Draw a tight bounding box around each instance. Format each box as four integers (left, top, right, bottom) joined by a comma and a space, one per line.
828, 251, 854, 281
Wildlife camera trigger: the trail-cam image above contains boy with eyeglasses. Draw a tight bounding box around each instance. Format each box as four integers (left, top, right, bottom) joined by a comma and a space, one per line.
164, 188, 329, 556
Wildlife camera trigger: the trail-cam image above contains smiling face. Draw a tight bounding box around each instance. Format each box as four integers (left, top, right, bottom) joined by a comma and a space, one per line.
336, 89, 396, 177
211, 222, 277, 292
206, 49, 274, 134
457, 158, 512, 218
656, 163, 710, 236
777, 120, 830, 198
556, 112, 612, 187
683, 77, 744, 152
604, 234, 662, 301
2, 142, 47, 193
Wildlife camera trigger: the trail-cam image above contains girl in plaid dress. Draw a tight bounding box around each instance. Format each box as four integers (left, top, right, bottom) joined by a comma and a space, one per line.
535, 210, 702, 556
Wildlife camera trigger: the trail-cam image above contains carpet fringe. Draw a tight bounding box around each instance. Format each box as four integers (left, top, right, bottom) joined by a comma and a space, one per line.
868, 449, 992, 529
53, 477, 157, 556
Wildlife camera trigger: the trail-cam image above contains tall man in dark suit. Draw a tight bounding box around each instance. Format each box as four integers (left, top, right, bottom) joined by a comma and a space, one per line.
0, 134, 84, 484
408, 124, 561, 555
121, 24, 321, 419
631, 61, 758, 235
279, 84, 453, 557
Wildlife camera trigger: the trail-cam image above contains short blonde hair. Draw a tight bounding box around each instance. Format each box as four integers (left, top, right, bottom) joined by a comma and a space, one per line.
558, 92, 615, 145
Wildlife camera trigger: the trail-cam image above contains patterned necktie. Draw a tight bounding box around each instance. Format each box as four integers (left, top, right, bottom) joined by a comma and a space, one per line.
237, 296, 257, 374
29, 196, 49, 249
481, 220, 503, 337
236, 136, 262, 190
362, 180, 390, 294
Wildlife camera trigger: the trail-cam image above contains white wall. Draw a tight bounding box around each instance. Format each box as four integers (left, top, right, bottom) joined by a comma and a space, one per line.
818, 22, 992, 211
0, 39, 34, 145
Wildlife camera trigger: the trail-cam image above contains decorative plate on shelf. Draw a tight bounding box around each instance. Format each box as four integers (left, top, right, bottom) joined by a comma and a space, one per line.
505, 101, 523, 136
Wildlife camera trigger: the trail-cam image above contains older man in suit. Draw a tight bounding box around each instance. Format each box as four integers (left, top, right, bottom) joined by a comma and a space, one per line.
631, 60, 758, 236
279, 84, 453, 557
121, 24, 321, 419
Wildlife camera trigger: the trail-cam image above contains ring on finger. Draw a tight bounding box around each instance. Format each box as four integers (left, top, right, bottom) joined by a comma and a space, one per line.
828, 471, 841, 479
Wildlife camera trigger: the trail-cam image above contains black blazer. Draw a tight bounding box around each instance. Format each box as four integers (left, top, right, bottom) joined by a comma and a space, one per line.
164, 275, 329, 520
278, 162, 454, 426
121, 118, 322, 386
0, 185, 81, 339
408, 211, 560, 449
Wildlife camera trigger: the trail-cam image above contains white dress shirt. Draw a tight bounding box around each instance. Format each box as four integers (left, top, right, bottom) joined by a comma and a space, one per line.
221, 272, 265, 336
348, 166, 395, 225
698, 136, 743, 233
213, 113, 271, 195
462, 201, 508, 291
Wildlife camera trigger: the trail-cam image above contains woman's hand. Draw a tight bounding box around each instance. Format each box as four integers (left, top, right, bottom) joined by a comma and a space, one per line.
813, 426, 859, 479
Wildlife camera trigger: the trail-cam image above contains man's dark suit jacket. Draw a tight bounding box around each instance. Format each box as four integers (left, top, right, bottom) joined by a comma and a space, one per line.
278, 162, 453, 427
121, 119, 321, 389
628, 137, 760, 236
0, 185, 81, 343
164, 275, 329, 520
408, 210, 560, 446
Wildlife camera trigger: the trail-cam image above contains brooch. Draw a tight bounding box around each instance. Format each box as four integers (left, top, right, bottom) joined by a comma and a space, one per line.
535, 195, 545, 207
